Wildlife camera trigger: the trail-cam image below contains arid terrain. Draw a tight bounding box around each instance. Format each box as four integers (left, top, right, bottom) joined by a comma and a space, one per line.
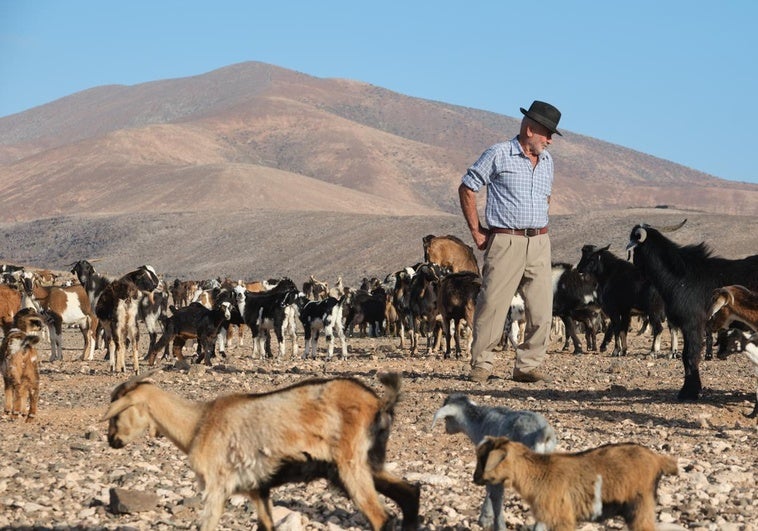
1, 60, 757, 531
0, 322, 755, 530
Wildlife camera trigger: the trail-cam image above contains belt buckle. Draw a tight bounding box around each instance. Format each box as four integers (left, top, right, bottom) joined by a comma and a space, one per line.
525, 228, 538, 237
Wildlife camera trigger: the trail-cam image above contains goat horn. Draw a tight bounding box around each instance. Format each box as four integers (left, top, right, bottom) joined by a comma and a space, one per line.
654, 219, 687, 233
431, 404, 457, 431
87, 258, 104, 263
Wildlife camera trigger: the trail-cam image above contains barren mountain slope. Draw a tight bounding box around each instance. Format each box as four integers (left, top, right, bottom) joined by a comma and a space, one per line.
1, 208, 754, 284
2, 61, 757, 222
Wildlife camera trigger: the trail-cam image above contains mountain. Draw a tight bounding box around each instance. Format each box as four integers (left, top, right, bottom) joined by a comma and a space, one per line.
0, 61, 756, 282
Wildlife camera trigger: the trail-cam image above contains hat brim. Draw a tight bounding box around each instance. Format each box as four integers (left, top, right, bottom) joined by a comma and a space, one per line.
520, 107, 562, 136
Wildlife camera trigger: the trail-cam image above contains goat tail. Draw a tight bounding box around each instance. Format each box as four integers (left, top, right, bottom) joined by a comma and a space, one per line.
378, 372, 402, 413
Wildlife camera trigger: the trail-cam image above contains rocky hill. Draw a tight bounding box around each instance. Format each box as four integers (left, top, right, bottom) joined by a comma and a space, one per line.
0, 61, 756, 280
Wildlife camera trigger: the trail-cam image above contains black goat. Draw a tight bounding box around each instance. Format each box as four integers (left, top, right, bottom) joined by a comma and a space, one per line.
551, 263, 602, 354
577, 245, 670, 358
147, 301, 232, 366
407, 263, 446, 356
627, 220, 758, 400
235, 278, 301, 359
436, 271, 481, 359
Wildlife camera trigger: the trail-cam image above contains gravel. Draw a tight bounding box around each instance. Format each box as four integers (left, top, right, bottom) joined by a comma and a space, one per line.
1, 327, 756, 530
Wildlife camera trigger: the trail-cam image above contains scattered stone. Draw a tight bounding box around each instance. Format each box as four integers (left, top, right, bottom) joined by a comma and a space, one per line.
109, 488, 160, 514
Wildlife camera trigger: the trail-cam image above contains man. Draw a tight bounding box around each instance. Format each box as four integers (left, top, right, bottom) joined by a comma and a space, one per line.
459, 100, 561, 383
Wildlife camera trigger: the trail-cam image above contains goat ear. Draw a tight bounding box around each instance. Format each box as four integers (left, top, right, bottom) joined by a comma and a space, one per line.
483, 447, 508, 474
102, 396, 134, 421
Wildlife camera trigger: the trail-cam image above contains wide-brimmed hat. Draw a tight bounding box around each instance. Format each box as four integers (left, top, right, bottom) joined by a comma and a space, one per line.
520, 100, 562, 136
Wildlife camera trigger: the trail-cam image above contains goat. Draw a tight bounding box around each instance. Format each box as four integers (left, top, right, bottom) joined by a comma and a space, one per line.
407, 263, 445, 356
423, 234, 480, 274
0, 284, 22, 335
104, 372, 420, 531
706, 286, 758, 419
474, 436, 678, 531
302, 274, 329, 301
551, 263, 602, 355
432, 394, 557, 531
707, 285, 758, 332
627, 220, 758, 400
386, 266, 416, 350
1, 328, 41, 421
20, 272, 98, 361
96, 265, 161, 374
299, 295, 348, 359
576, 246, 672, 358
500, 293, 531, 353
732, 331, 758, 419
436, 271, 481, 358
147, 301, 232, 366
234, 279, 302, 359
344, 287, 387, 338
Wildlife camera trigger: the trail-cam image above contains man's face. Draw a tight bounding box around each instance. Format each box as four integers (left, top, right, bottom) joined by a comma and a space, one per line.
525, 120, 553, 156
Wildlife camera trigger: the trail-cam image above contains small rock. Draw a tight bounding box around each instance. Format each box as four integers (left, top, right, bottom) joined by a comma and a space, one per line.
109, 487, 160, 514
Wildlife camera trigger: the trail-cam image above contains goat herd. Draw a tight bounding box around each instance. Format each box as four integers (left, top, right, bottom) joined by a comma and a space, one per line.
1, 219, 757, 530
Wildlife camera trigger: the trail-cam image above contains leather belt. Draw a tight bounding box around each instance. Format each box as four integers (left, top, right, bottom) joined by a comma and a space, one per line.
489, 226, 548, 237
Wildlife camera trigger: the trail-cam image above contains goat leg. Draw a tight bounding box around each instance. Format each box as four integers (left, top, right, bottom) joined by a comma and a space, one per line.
246, 489, 275, 531
373, 470, 421, 530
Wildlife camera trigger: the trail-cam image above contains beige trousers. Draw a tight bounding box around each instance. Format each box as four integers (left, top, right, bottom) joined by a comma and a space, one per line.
470, 233, 553, 374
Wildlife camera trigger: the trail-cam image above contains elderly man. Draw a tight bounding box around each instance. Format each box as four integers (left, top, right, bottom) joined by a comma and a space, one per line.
459, 100, 562, 384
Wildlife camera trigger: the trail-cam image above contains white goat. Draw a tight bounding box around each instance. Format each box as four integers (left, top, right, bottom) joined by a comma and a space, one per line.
432, 393, 557, 531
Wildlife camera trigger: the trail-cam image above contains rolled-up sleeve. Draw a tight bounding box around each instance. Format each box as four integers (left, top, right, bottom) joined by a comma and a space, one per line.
461, 146, 497, 192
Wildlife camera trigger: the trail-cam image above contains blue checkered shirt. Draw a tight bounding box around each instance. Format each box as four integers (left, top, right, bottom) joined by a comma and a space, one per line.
461, 136, 553, 229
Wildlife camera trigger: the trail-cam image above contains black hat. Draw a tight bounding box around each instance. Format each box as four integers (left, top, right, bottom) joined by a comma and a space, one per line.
520, 100, 562, 136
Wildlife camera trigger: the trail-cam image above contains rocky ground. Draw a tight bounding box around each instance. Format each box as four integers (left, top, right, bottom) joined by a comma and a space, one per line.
1, 327, 756, 531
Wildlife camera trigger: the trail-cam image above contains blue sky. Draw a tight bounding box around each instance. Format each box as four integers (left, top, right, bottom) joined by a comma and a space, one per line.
2, 1, 757, 184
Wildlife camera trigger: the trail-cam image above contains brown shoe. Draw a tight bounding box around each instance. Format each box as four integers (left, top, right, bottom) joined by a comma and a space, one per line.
469, 366, 492, 383
513, 368, 552, 383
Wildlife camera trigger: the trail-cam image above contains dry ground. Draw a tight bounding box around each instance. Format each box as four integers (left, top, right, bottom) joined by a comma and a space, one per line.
0, 323, 756, 531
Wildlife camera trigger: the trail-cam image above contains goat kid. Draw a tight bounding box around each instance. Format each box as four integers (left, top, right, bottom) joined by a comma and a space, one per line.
1, 328, 41, 421
474, 436, 678, 531
432, 394, 556, 531
104, 372, 420, 531
299, 295, 348, 359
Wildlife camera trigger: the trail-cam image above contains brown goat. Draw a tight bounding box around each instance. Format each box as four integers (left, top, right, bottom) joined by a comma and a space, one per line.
21, 274, 99, 361
1, 329, 41, 421
423, 234, 479, 274
474, 436, 678, 531
0, 284, 22, 335
708, 285, 758, 332
104, 372, 420, 531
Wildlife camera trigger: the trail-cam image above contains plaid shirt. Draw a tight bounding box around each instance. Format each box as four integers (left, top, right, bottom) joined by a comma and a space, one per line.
461, 136, 553, 229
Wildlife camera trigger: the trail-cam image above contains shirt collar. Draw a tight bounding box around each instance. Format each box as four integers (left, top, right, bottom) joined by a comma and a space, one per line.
510, 135, 548, 161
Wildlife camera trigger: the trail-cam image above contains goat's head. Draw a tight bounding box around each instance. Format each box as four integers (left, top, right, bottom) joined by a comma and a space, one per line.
217, 301, 232, 321
473, 436, 514, 486
233, 285, 247, 314
0, 329, 41, 359
576, 244, 610, 277
431, 393, 473, 435
103, 371, 161, 448
70, 260, 96, 281
626, 219, 687, 255
124, 265, 160, 292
